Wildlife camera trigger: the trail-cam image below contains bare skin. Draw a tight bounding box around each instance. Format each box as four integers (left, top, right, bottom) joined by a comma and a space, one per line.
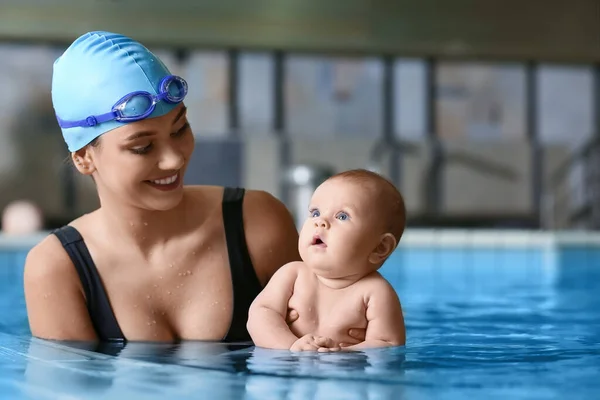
248, 178, 406, 351
23, 104, 368, 344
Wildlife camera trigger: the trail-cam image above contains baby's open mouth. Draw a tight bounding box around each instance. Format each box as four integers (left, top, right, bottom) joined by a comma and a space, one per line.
311, 235, 326, 246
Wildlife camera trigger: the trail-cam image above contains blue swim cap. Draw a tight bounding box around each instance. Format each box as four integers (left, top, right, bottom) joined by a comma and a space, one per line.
52, 31, 179, 152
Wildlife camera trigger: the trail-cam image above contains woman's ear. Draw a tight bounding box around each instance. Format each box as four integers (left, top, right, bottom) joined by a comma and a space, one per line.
71, 147, 96, 176
368, 233, 397, 265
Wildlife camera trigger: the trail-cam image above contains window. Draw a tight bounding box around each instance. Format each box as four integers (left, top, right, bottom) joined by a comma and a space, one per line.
286, 56, 383, 139
436, 62, 527, 140
180, 51, 229, 137
239, 52, 273, 134
537, 65, 594, 146
394, 58, 427, 139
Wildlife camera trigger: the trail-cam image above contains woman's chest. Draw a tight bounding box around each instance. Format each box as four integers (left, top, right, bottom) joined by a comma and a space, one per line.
95, 245, 235, 341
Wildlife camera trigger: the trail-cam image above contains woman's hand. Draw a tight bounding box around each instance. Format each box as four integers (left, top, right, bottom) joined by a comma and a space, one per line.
286, 308, 300, 325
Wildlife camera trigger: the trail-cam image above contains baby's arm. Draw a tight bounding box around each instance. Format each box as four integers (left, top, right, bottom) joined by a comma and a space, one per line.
342, 278, 406, 350
247, 262, 302, 349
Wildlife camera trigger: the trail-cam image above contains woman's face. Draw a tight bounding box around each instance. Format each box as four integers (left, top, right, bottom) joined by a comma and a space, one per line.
76, 104, 195, 211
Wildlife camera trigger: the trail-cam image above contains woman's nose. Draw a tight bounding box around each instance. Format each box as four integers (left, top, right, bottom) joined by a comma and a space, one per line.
158, 145, 185, 171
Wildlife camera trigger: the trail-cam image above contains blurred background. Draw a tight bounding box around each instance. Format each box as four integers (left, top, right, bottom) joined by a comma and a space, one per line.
0, 0, 598, 233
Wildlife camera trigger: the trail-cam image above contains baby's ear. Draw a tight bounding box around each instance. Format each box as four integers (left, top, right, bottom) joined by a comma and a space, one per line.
368, 233, 397, 265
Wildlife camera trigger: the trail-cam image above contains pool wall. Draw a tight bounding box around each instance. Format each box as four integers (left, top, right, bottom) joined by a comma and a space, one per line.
2, 230, 600, 273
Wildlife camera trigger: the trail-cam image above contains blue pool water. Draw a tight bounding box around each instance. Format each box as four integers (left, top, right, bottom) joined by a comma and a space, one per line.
1, 231, 600, 399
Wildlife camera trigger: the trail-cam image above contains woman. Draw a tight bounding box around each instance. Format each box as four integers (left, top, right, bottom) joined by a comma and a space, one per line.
24, 31, 365, 346
23, 31, 305, 344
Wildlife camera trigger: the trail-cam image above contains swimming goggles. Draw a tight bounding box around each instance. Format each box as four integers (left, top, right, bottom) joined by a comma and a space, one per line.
56, 75, 188, 128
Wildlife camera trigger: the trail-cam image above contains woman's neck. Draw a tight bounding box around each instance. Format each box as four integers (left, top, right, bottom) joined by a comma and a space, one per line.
95, 193, 193, 254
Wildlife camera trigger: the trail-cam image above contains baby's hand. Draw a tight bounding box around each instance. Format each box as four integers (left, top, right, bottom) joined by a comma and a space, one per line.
290, 334, 341, 352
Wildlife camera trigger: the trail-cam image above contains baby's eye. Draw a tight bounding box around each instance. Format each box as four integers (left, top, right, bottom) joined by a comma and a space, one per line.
336, 212, 349, 221
310, 209, 320, 218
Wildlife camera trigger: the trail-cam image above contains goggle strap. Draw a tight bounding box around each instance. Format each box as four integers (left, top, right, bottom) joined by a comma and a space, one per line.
56, 110, 118, 128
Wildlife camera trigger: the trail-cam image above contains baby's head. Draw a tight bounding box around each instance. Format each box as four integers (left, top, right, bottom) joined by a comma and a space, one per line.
298, 169, 406, 280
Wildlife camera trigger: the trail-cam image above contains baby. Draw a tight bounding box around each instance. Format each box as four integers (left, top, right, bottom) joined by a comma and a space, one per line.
247, 169, 406, 352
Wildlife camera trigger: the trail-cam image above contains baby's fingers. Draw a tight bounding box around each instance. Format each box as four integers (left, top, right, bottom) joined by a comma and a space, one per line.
313, 336, 337, 348
317, 345, 341, 353
291, 345, 316, 352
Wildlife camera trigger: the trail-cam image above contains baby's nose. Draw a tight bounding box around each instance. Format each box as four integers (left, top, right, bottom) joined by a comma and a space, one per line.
314, 218, 330, 229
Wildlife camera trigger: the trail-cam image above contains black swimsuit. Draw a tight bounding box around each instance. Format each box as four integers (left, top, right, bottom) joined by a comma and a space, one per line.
52, 187, 263, 343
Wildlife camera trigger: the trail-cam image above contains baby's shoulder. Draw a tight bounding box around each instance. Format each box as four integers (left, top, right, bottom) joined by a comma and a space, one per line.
358, 272, 396, 294
271, 260, 306, 279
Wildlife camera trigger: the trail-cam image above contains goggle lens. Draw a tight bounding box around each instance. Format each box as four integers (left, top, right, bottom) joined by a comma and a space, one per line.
117, 93, 155, 119
162, 76, 187, 103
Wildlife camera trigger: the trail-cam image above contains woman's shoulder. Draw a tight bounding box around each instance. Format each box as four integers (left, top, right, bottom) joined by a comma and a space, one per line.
240, 189, 302, 285
24, 209, 96, 270
24, 226, 81, 291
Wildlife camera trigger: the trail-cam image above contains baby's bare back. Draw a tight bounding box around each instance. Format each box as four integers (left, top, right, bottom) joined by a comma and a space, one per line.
287, 266, 381, 345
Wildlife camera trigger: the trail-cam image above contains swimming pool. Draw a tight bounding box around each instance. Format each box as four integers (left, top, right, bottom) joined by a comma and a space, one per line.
1, 230, 599, 399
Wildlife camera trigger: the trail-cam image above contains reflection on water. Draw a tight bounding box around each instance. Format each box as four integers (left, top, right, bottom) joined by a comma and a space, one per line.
17, 337, 406, 400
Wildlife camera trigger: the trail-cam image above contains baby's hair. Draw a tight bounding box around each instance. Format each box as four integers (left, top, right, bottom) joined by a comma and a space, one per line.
327, 169, 406, 244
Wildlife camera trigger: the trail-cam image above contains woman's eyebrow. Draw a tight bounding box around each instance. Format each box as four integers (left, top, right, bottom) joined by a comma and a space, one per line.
172, 106, 187, 124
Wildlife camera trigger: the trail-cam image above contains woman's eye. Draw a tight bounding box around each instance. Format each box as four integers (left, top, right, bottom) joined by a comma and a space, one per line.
130, 143, 152, 155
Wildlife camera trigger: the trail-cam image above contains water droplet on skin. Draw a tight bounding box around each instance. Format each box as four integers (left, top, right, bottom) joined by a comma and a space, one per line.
134, 304, 138, 308
129, 222, 134, 227
186, 270, 192, 275
144, 222, 148, 226
152, 320, 156, 325
141, 236, 146, 241
159, 276, 163, 280
167, 291, 172, 295
178, 273, 182, 277
169, 263, 174, 268
192, 251, 196, 256
187, 300, 191, 304
43, 294, 48, 299
153, 284, 158, 288
147, 295, 151, 299
207, 246, 211, 251
161, 311, 165, 316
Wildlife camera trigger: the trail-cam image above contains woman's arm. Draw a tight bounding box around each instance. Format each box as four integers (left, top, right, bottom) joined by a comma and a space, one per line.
24, 235, 98, 341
